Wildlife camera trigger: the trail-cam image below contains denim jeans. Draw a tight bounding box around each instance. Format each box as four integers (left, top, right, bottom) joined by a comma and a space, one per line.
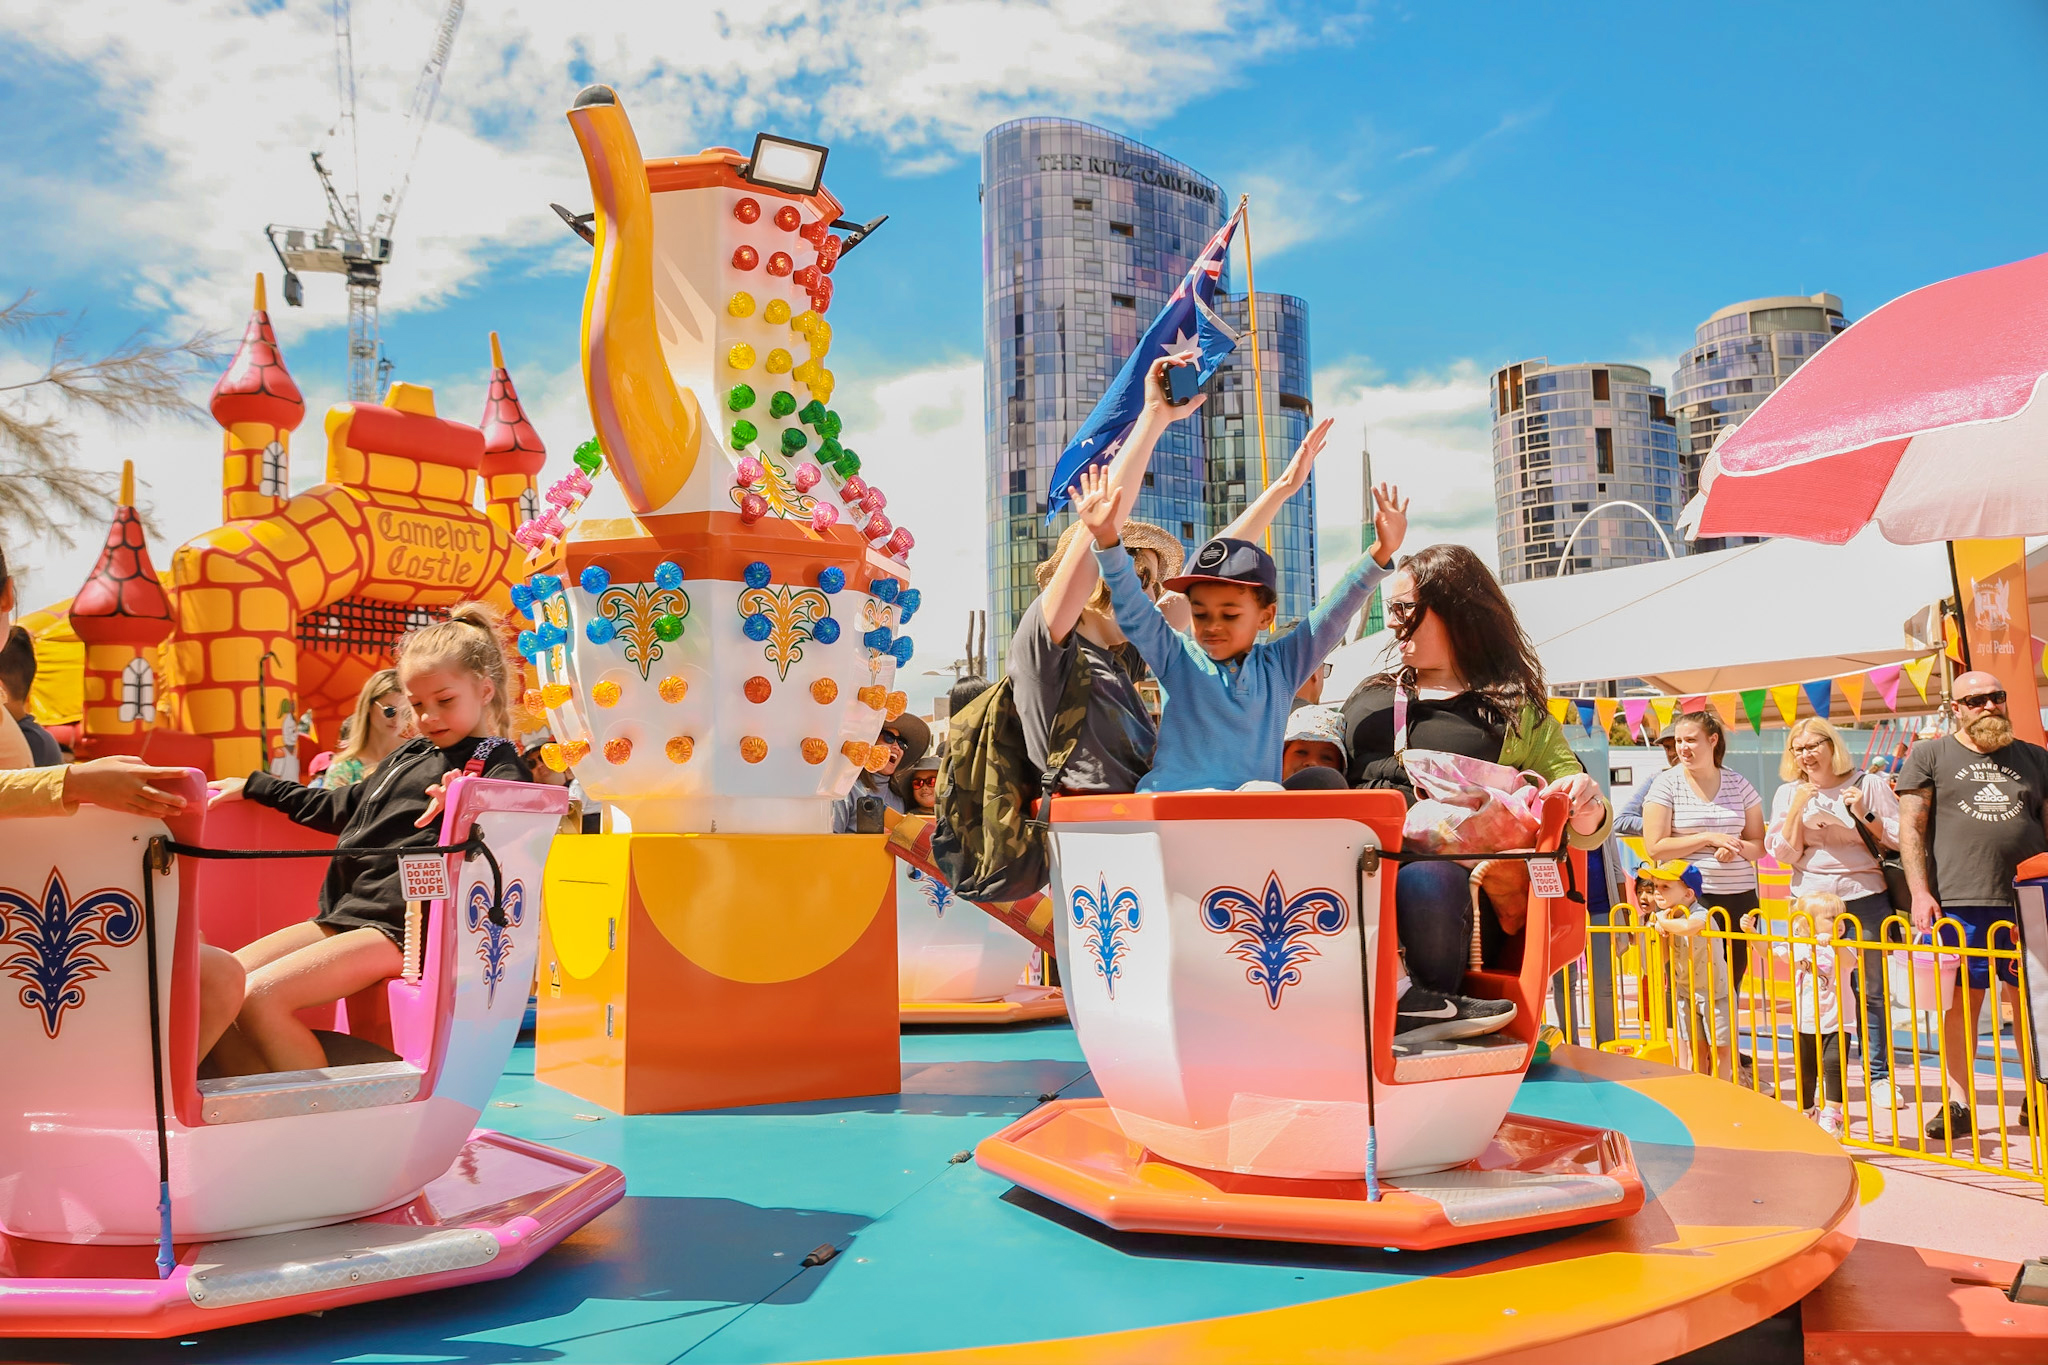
1396, 860, 1477, 996
1837, 891, 1897, 1082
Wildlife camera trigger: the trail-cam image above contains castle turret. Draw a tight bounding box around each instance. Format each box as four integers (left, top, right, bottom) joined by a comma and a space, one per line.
210, 273, 305, 523
479, 331, 546, 533
72, 461, 174, 755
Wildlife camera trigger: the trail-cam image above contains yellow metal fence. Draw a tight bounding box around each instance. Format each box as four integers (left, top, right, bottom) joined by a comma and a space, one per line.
1559, 902, 2048, 1194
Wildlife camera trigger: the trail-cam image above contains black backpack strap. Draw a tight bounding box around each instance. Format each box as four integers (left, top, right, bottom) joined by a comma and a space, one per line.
1030, 645, 1096, 830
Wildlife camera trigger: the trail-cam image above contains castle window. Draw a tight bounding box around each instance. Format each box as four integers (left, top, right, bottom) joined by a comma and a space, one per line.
119, 658, 156, 723
518, 488, 540, 523
258, 441, 288, 498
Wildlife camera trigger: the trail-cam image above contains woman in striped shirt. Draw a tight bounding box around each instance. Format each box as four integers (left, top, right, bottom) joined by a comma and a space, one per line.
1643, 709, 1766, 997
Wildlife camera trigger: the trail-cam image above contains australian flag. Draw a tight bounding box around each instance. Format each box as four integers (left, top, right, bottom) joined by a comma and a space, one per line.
1045, 207, 1244, 517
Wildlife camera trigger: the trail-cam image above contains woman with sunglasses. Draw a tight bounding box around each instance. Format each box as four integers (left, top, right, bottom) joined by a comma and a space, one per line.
314, 669, 415, 789
1338, 544, 1610, 1040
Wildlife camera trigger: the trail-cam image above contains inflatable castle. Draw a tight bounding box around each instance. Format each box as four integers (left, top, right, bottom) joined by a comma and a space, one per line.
17, 285, 548, 778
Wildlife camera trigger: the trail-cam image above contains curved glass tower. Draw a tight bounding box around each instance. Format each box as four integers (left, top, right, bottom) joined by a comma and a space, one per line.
981, 118, 1314, 674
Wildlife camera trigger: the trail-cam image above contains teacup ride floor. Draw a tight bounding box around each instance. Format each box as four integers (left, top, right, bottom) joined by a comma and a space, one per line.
10, 1032, 1854, 1365
899, 985, 1067, 1026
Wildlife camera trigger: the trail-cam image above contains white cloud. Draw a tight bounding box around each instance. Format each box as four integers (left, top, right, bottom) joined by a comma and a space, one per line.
0, 0, 1302, 336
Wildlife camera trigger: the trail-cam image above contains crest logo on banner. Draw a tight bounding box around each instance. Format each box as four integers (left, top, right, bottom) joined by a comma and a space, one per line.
0, 871, 145, 1038
1200, 873, 1348, 1009
1069, 876, 1142, 999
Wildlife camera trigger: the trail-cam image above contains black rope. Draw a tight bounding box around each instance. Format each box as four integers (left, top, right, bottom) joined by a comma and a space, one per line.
1366, 845, 1586, 905
140, 839, 176, 1280
154, 828, 506, 926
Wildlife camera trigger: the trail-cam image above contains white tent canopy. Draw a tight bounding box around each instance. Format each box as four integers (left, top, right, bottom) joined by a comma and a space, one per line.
1323, 528, 1951, 700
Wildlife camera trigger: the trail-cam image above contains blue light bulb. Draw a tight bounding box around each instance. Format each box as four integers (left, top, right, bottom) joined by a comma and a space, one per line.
896, 588, 922, 623
654, 561, 684, 591
743, 613, 772, 641
586, 617, 617, 645
870, 576, 900, 604
516, 629, 541, 658
579, 565, 611, 594
510, 583, 536, 618
744, 560, 772, 589
814, 617, 841, 644
891, 636, 914, 666
863, 627, 893, 652
817, 566, 846, 594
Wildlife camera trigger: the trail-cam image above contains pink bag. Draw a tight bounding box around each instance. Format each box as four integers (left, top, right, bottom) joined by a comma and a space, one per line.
1394, 686, 1545, 855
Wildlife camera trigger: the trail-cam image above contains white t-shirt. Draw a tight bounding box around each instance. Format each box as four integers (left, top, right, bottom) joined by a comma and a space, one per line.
1645, 765, 1761, 895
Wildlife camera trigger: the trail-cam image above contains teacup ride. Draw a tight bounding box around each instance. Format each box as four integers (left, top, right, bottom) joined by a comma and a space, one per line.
0, 770, 623, 1339
976, 787, 1646, 1250
883, 813, 1064, 1026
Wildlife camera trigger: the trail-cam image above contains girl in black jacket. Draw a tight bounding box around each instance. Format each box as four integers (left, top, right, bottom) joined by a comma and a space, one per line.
206, 602, 530, 1074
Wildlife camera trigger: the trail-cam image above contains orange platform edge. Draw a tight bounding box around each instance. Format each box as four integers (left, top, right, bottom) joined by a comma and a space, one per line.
1801, 1240, 2048, 1364
973, 1097, 1646, 1251
900, 986, 1067, 1027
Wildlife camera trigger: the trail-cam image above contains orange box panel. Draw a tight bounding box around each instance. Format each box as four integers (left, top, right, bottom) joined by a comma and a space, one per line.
1802, 1240, 2048, 1364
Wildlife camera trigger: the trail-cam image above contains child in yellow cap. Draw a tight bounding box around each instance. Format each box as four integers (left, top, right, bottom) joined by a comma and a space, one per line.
1641, 859, 1741, 1083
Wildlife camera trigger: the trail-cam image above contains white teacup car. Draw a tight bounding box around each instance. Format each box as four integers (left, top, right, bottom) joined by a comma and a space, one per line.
0, 771, 622, 1339
976, 787, 1644, 1250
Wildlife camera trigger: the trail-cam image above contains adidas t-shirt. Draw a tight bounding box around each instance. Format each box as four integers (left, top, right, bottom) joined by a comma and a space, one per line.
1898, 734, 2048, 906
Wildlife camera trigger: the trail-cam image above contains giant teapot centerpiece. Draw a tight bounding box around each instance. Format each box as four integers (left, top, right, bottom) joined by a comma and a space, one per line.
513, 89, 919, 834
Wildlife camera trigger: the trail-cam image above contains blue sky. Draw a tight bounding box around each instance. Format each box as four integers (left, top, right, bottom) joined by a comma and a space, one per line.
4, 0, 2046, 699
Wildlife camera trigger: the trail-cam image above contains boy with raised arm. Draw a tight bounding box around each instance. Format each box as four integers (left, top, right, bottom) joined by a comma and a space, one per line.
1070, 464, 1407, 792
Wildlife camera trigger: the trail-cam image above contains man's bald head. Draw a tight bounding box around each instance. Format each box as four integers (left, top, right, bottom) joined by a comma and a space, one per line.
1954, 671, 2003, 700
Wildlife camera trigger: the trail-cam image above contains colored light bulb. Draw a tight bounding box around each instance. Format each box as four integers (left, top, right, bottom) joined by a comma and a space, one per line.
738, 492, 769, 523
515, 523, 544, 550
732, 245, 759, 270
655, 561, 684, 590
532, 573, 563, 598
799, 217, 829, 246
809, 503, 840, 533
887, 528, 916, 560
793, 360, 819, 385
834, 448, 861, 476
774, 204, 801, 232
658, 674, 688, 703
728, 290, 756, 317
521, 687, 543, 713
586, 617, 617, 645
861, 488, 888, 514
742, 612, 772, 641
896, 587, 922, 621
540, 743, 567, 772
818, 235, 843, 273
801, 737, 828, 765
742, 735, 770, 763
728, 343, 756, 370
841, 475, 869, 502
792, 264, 820, 290
797, 398, 826, 426
541, 683, 572, 708
730, 419, 758, 448
842, 740, 871, 765
510, 582, 536, 616
744, 675, 772, 704
516, 629, 541, 657
863, 627, 893, 652
666, 735, 695, 763
863, 512, 893, 541
578, 566, 610, 594
818, 410, 842, 439
792, 461, 821, 492
817, 437, 843, 464
763, 297, 791, 324
817, 565, 846, 594
545, 482, 578, 509
891, 636, 914, 665
780, 427, 808, 456
562, 739, 591, 766
885, 691, 907, 719
870, 576, 900, 604
863, 745, 890, 774
813, 371, 835, 404
735, 196, 761, 223
592, 680, 622, 708
857, 685, 886, 710
741, 560, 771, 589
654, 612, 685, 642
768, 390, 797, 418
765, 348, 793, 375
735, 455, 765, 486
812, 615, 841, 643
765, 251, 792, 277
573, 437, 604, 473
604, 736, 633, 765
727, 385, 757, 415
811, 678, 839, 704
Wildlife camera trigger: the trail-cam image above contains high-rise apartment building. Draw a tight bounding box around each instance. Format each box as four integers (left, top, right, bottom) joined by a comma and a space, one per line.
981, 118, 1315, 674
1490, 359, 1684, 582
1672, 293, 1847, 552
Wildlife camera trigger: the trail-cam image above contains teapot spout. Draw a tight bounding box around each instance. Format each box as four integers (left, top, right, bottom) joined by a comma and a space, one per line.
566, 85, 700, 514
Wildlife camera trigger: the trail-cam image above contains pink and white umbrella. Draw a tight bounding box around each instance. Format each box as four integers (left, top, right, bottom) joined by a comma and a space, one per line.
1693, 250, 2048, 546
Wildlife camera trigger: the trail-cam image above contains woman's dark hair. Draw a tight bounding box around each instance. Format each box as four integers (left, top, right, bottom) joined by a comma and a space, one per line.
1673, 709, 1727, 767
948, 675, 991, 718
1370, 544, 1546, 729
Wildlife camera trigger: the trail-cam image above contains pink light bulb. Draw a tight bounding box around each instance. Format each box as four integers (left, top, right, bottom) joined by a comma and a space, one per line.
887, 527, 915, 557
861, 487, 887, 514
739, 492, 770, 524
841, 476, 869, 503
793, 462, 821, 491
810, 502, 840, 532
863, 512, 893, 541
735, 456, 765, 486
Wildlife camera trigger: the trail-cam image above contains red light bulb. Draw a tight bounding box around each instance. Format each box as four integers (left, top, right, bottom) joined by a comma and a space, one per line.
774, 205, 801, 232
766, 251, 793, 277
732, 245, 759, 270
734, 197, 761, 223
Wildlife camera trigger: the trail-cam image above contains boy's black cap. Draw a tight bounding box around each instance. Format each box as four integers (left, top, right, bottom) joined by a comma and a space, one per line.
1164, 536, 1277, 594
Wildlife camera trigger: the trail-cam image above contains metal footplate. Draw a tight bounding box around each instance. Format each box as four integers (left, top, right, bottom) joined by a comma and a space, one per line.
1385, 1167, 1630, 1227
196, 1061, 423, 1124
186, 1223, 499, 1308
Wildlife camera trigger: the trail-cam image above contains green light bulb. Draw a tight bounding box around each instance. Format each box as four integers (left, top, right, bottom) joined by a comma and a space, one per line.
730, 419, 758, 448
768, 390, 797, 419
727, 383, 756, 412
781, 427, 808, 455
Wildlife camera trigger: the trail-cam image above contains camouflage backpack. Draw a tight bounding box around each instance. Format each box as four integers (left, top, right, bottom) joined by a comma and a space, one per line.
931, 655, 1093, 903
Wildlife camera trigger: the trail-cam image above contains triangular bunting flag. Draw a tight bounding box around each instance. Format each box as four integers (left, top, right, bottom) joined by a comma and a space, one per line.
2033, 637, 2046, 682
1680, 695, 1705, 713
1904, 655, 1936, 702
1868, 664, 1902, 710
1769, 684, 1801, 726
1839, 672, 1865, 720
1711, 692, 1741, 727
1621, 697, 1650, 738
1650, 697, 1676, 733
1548, 698, 1571, 726
1802, 679, 1833, 721
1741, 689, 1767, 733
1944, 616, 1965, 664
1594, 698, 1620, 733
1576, 700, 1597, 732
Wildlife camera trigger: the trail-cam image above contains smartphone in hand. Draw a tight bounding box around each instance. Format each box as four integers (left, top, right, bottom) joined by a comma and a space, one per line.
1165, 361, 1203, 406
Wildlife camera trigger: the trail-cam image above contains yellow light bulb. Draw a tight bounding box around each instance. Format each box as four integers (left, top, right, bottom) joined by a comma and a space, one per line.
793, 360, 819, 385
763, 298, 791, 324
728, 342, 756, 370
727, 291, 756, 318
765, 348, 792, 374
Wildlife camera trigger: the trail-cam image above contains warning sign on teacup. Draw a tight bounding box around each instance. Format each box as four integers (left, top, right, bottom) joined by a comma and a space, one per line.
1528, 857, 1565, 899
397, 853, 451, 903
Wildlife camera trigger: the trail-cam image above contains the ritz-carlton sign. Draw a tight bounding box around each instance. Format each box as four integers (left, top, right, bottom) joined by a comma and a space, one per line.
1035, 153, 1219, 205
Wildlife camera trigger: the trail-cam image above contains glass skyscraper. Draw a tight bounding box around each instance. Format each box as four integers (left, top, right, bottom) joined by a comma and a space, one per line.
1490, 359, 1684, 582
981, 118, 1315, 675
1671, 293, 1847, 553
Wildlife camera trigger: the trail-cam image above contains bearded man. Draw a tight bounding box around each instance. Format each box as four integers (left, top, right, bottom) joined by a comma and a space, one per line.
1898, 671, 2048, 1142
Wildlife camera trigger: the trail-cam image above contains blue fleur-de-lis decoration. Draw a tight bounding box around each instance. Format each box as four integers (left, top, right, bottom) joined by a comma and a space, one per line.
1199, 873, 1348, 1009
907, 867, 955, 918
466, 879, 526, 1008
1069, 875, 1142, 998
0, 870, 143, 1039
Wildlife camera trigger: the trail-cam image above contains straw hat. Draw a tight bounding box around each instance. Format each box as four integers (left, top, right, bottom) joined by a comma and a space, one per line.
1035, 518, 1186, 590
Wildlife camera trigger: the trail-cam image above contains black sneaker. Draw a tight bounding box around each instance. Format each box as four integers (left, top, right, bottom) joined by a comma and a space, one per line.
1393, 987, 1517, 1044
1926, 1100, 1974, 1142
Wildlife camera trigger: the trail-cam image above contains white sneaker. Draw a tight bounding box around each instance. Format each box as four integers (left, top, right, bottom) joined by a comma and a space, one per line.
1867, 1077, 1896, 1111
1818, 1108, 1845, 1139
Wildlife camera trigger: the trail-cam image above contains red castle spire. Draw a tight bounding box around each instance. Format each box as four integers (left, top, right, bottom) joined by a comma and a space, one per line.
209, 273, 304, 432
72, 462, 173, 648
479, 331, 546, 477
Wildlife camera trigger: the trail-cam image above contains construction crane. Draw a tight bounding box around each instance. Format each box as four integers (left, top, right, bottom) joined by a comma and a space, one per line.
265, 0, 465, 401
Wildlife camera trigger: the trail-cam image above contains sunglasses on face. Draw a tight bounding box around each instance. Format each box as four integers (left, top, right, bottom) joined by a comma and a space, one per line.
1958, 690, 2008, 709
1386, 599, 1421, 626
379, 704, 403, 719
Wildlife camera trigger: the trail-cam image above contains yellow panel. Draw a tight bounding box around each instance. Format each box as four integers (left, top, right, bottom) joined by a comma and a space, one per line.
248, 517, 310, 561
179, 587, 234, 634
204, 527, 253, 555
306, 517, 356, 571
238, 586, 290, 633
183, 686, 235, 733
631, 834, 890, 984
328, 493, 365, 528
208, 634, 264, 680
204, 557, 263, 585
544, 834, 634, 980
367, 452, 420, 495
417, 461, 464, 503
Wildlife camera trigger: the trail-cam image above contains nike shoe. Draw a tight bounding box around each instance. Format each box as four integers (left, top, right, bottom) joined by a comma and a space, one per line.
1393, 986, 1517, 1044
1926, 1099, 1973, 1143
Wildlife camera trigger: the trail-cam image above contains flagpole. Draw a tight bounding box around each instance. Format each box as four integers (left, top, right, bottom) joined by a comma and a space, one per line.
1237, 194, 1274, 555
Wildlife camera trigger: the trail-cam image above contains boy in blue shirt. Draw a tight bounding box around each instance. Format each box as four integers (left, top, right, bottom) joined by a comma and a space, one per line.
1072, 465, 1407, 792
